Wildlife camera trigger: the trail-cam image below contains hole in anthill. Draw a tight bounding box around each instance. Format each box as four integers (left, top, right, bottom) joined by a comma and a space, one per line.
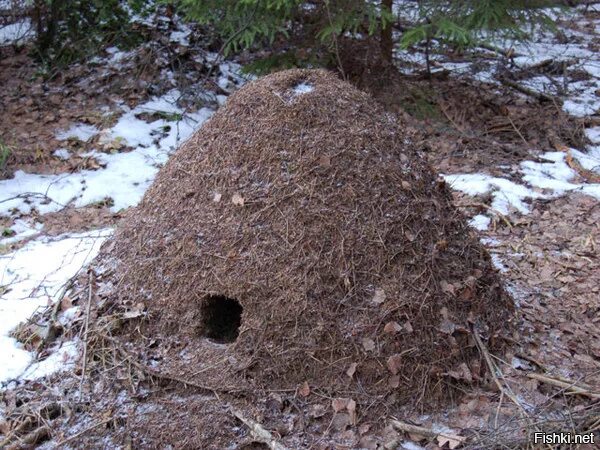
199, 295, 243, 344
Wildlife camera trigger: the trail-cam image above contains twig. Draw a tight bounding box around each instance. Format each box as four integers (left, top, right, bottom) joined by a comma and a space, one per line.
230, 406, 289, 450
527, 373, 600, 400
5, 426, 51, 450
79, 273, 93, 395
499, 78, 555, 102
473, 330, 526, 415
55, 418, 112, 447
389, 419, 466, 447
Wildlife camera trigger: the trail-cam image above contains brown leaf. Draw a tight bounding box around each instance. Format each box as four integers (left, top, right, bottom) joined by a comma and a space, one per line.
60, 295, 73, 311
388, 375, 400, 388
362, 338, 375, 352
384, 321, 402, 335
298, 381, 310, 397
436, 433, 466, 449
319, 155, 331, 167
386, 354, 403, 375
332, 398, 349, 413
403, 321, 414, 333
347, 399, 357, 425
439, 319, 456, 335
440, 280, 455, 295
372, 288, 386, 305
231, 193, 244, 206
308, 404, 327, 418
447, 363, 473, 383
346, 362, 358, 378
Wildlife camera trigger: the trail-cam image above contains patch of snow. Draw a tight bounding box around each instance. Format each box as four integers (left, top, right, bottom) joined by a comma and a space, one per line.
0, 219, 44, 246
170, 29, 191, 46
53, 148, 71, 160
0, 91, 214, 217
444, 150, 600, 216
443, 173, 537, 215
480, 237, 501, 247
0, 19, 34, 45
21, 340, 80, 380
0, 229, 112, 384
401, 441, 427, 450
469, 214, 491, 231
56, 123, 99, 142
293, 82, 314, 95
491, 254, 508, 273
585, 127, 600, 144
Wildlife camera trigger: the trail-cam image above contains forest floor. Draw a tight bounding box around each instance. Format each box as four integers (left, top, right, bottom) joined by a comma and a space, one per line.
0, 2, 600, 449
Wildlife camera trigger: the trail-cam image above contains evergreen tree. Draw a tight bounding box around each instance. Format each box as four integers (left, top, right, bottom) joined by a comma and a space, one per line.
176, 0, 556, 71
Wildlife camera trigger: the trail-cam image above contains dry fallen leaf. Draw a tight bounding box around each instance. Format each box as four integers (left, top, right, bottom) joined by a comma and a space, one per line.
440, 280, 455, 295
386, 354, 403, 375
403, 321, 414, 333
332, 398, 349, 413
347, 399, 357, 425
362, 338, 376, 352
388, 375, 400, 388
372, 288, 386, 305
298, 381, 310, 397
346, 362, 358, 378
384, 321, 402, 335
231, 193, 244, 206
436, 433, 466, 449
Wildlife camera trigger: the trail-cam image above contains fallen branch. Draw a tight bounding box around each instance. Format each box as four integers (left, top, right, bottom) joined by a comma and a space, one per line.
5, 426, 51, 450
499, 79, 555, 102
230, 406, 289, 450
527, 373, 600, 400
389, 419, 466, 449
55, 418, 112, 447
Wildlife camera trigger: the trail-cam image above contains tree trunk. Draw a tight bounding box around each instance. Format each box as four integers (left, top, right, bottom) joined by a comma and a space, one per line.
380, 0, 393, 63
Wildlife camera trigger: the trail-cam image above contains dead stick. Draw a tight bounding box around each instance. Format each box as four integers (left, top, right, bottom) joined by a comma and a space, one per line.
500, 79, 555, 102
527, 373, 600, 400
5, 426, 51, 450
230, 407, 289, 450
473, 331, 527, 415
79, 273, 93, 395
55, 418, 112, 447
389, 419, 465, 444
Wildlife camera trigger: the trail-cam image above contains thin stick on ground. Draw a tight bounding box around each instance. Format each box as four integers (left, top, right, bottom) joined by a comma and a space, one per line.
389, 419, 466, 447
527, 373, 600, 400
230, 406, 289, 450
79, 273, 93, 395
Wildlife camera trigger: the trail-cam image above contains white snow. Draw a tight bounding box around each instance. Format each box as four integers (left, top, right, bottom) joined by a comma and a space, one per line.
0, 219, 43, 246
0, 19, 34, 45
0, 91, 214, 217
443, 173, 537, 215
585, 127, 600, 144
56, 123, 99, 142
444, 151, 600, 215
0, 229, 111, 384
20, 340, 80, 380
469, 214, 491, 231
401, 442, 427, 450
53, 148, 71, 160
491, 254, 509, 273
293, 82, 314, 95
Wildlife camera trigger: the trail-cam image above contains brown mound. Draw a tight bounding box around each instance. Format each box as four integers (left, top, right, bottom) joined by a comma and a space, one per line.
96, 68, 513, 409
